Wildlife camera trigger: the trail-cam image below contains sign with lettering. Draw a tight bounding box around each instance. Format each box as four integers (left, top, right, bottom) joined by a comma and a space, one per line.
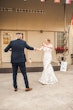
60, 61, 67, 72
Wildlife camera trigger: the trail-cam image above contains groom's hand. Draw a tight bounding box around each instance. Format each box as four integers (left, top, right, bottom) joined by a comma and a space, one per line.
34, 48, 37, 51
34, 48, 39, 51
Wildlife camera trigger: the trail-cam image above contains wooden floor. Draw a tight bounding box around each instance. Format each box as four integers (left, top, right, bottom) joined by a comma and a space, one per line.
0, 62, 60, 73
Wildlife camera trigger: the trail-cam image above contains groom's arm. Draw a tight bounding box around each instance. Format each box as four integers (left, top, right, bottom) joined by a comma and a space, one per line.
4, 41, 12, 52
25, 42, 34, 50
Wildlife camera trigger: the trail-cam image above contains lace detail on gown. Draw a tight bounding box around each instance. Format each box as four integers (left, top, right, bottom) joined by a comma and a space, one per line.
39, 46, 58, 84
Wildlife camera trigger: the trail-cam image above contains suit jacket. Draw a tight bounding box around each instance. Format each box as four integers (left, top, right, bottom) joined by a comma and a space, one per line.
4, 39, 34, 63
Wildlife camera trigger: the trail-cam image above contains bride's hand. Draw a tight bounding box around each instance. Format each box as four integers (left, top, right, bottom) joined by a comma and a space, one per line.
42, 42, 45, 46
34, 48, 37, 51
34, 48, 39, 51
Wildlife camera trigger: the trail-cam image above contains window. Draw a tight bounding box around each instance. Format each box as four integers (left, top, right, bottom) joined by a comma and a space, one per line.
57, 32, 64, 47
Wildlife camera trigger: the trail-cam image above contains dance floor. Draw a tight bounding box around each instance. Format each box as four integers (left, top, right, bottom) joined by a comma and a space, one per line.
0, 62, 60, 73
0, 70, 73, 110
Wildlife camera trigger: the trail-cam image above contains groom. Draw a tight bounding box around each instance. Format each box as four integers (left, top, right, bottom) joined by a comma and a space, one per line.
4, 33, 34, 92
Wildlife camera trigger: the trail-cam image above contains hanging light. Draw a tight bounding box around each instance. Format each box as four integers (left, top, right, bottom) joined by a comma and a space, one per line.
54, 0, 60, 3
65, 0, 72, 4
40, 0, 46, 2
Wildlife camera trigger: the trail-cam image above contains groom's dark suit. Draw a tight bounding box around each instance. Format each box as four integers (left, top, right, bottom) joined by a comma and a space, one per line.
4, 39, 34, 89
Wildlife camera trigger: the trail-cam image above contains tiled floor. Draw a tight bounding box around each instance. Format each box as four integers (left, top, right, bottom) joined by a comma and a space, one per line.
0, 69, 73, 110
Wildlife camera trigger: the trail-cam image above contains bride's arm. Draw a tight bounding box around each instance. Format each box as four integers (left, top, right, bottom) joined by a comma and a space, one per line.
36, 46, 43, 51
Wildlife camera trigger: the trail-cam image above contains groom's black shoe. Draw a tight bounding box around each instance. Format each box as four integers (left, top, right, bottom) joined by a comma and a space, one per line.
25, 88, 32, 91
14, 88, 18, 92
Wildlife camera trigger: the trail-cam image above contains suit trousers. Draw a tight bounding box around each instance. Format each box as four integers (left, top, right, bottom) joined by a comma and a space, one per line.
12, 62, 29, 88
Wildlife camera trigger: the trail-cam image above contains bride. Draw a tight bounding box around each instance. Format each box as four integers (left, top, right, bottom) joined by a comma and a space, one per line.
37, 39, 58, 84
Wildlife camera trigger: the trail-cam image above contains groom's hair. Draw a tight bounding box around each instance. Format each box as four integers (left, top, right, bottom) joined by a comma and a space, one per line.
16, 33, 23, 39
16, 33, 23, 36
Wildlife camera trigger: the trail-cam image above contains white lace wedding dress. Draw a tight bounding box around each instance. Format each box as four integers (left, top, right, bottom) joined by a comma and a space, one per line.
39, 45, 58, 84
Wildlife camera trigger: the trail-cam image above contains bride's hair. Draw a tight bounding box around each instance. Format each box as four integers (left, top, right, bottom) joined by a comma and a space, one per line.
47, 39, 50, 43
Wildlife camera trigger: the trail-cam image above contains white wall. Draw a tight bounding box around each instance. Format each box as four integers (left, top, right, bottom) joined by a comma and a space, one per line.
0, 0, 73, 64
1, 31, 25, 62
1, 31, 57, 63
1, 30, 73, 64
27, 31, 56, 62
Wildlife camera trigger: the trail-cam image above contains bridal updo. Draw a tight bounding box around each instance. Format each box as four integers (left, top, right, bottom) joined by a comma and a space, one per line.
47, 39, 50, 43
45, 39, 51, 45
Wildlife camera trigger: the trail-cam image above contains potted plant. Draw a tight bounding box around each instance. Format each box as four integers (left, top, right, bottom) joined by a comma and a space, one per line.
55, 47, 68, 54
